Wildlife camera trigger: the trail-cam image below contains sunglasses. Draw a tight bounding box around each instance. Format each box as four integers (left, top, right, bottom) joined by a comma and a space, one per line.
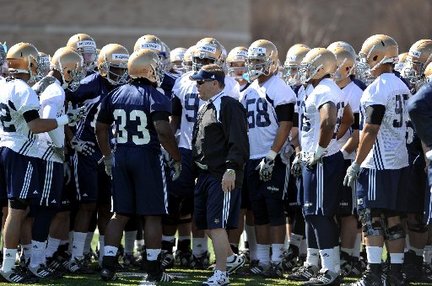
196, 79, 214, 85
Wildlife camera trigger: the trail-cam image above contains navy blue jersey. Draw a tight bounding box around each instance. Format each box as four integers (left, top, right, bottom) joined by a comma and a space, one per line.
408, 82, 432, 149
97, 81, 171, 150
350, 76, 367, 91
160, 72, 176, 98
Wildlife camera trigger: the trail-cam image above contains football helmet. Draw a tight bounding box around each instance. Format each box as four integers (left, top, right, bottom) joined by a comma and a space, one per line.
394, 52, 408, 73
226, 46, 248, 81
299, 48, 337, 84
66, 33, 97, 73
37, 51, 51, 79
403, 39, 432, 87
192, 37, 224, 71
128, 49, 163, 86
357, 34, 398, 83
97, 43, 129, 85
327, 42, 356, 82
51, 47, 85, 92
283, 43, 310, 85
246, 39, 279, 81
161, 41, 171, 71
170, 47, 187, 74
183, 45, 195, 72
7, 42, 39, 84
424, 61, 432, 80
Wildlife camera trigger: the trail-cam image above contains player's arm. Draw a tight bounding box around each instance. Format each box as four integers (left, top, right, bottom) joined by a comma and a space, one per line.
336, 104, 354, 140
25, 110, 70, 134
269, 103, 295, 155
169, 95, 182, 133
95, 98, 114, 156
318, 102, 337, 148
341, 112, 360, 155
354, 105, 384, 165
41, 100, 64, 147
153, 112, 181, 162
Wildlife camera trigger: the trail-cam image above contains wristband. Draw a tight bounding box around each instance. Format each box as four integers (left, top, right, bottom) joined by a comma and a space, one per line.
55, 115, 69, 126
266, 150, 278, 160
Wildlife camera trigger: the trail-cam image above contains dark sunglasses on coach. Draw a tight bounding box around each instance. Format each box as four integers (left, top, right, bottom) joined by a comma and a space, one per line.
196, 79, 214, 85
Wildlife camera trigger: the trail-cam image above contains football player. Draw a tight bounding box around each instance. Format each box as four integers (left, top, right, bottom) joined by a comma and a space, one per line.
96, 49, 181, 283
66, 33, 98, 75
344, 34, 410, 285
241, 39, 296, 277
169, 47, 187, 76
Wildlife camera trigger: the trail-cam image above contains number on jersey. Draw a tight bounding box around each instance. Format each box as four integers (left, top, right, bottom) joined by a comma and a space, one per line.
184, 93, 199, 123
113, 109, 150, 145
246, 97, 271, 128
0, 103, 16, 132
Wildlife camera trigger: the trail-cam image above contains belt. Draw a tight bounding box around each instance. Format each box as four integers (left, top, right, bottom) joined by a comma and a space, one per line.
195, 161, 208, 170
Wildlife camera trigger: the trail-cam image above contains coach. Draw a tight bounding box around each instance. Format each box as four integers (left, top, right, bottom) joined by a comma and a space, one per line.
190, 64, 249, 284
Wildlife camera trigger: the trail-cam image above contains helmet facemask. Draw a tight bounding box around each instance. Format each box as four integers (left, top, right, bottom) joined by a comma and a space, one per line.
283, 65, 301, 86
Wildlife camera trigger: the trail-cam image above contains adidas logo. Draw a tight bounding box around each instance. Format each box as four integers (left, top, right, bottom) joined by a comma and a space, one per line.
33, 190, 38, 194
108, 251, 114, 254
82, 193, 88, 197
33, 245, 38, 249
51, 199, 56, 204
5, 253, 11, 257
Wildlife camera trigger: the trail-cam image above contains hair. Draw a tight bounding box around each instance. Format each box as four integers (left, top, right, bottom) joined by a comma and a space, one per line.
201, 64, 225, 88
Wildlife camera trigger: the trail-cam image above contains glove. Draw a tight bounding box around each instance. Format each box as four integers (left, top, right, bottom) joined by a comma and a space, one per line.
66, 102, 87, 124
306, 145, 327, 168
70, 136, 96, 156
32, 75, 56, 95
256, 150, 277, 182
291, 153, 302, 177
170, 160, 182, 181
102, 154, 114, 178
343, 161, 361, 188
63, 162, 72, 185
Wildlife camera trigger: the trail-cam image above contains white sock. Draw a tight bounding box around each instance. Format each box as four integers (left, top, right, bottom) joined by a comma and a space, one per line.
352, 233, 362, 258
147, 248, 161, 261
366, 246, 383, 264
83, 232, 94, 255
389, 253, 404, 264
2, 248, 17, 272
300, 238, 307, 256
22, 244, 32, 263
271, 244, 285, 263
290, 233, 303, 248
71, 231, 87, 260
256, 244, 270, 267
45, 236, 61, 259
320, 248, 336, 273
124, 231, 137, 255
193, 237, 208, 257
98, 235, 105, 266
424, 245, 432, 264
135, 239, 145, 251
245, 224, 257, 260
306, 248, 319, 267
104, 245, 118, 257
333, 246, 341, 274
30, 240, 47, 268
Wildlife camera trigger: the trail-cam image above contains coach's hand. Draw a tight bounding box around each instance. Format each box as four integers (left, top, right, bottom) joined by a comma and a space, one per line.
256, 150, 277, 182
102, 154, 114, 178
343, 161, 361, 188
291, 152, 302, 177
70, 136, 96, 156
222, 169, 236, 192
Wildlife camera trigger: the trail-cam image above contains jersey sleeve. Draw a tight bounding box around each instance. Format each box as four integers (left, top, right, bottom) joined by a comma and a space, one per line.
361, 83, 387, 108
150, 88, 172, 114
14, 81, 40, 114
67, 74, 99, 104
314, 87, 339, 109
347, 85, 362, 113
266, 78, 296, 107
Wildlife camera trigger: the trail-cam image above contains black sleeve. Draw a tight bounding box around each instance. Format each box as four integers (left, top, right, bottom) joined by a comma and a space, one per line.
365, 105, 385, 125
352, 113, 360, 130
171, 96, 182, 117
23, 110, 40, 123
275, 103, 295, 122
293, 112, 299, 128
151, 111, 170, 122
221, 99, 249, 170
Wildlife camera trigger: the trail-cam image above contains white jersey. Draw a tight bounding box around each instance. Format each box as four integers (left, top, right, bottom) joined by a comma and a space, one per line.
300, 78, 344, 156
360, 73, 410, 170
34, 80, 65, 163
173, 71, 240, 150
338, 81, 363, 160
240, 75, 296, 159
0, 79, 40, 158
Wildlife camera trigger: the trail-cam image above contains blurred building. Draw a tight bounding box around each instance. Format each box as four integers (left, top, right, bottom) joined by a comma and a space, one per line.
0, 0, 431, 58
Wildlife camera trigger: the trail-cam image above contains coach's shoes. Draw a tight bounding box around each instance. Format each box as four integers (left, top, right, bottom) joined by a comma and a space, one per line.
226, 253, 245, 274
288, 264, 319, 281
202, 269, 229, 286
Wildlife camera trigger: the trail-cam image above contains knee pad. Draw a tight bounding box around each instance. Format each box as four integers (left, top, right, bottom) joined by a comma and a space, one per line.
385, 224, 406, 241
359, 208, 384, 237
9, 198, 29, 210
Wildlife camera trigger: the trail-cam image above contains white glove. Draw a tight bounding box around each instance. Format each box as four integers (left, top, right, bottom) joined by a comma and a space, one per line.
291, 153, 302, 177
32, 75, 56, 95
256, 150, 277, 182
343, 161, 361, 188
102, 154, 114, 178
63, 162, 72, 185
170, 160, 182, 181
66, 102, 87, 124
306, 146, 327, 168
70, 136, 96, 156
